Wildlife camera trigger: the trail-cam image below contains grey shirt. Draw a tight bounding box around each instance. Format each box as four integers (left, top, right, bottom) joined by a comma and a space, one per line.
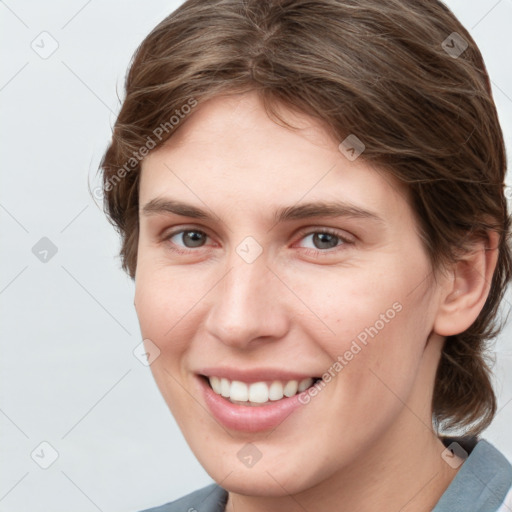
138, 437, 512, 512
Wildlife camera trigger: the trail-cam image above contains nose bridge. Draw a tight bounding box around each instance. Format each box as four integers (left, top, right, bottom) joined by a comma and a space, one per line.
225, 257, 265, 311
205, 248, 288, 347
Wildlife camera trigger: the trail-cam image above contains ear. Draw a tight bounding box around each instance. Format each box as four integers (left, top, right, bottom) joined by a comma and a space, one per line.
434, 231, 500, 337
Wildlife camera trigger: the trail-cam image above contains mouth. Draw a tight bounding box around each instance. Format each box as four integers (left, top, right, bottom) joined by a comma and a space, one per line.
202, 375, 321, 406
196, 371, 322, 432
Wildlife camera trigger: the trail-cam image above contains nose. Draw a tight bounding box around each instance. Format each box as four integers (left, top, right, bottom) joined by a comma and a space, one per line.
204, 254, 290, 349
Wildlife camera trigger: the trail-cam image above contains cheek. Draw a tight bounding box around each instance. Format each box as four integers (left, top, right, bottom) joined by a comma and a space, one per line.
283, 256, 433, 401
326, 287, 434, 437
134, 268, 201, 421
134, 264, 198, 357
282, 258, 424, 352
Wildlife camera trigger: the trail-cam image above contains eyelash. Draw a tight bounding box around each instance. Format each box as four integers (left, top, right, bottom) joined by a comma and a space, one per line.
162, 227, 353, 257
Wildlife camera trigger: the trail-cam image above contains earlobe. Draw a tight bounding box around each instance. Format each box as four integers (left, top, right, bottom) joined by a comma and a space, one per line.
434, 231, 499, 337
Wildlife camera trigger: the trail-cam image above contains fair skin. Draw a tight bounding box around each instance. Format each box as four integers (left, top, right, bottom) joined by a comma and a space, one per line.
134, 91, 498, 512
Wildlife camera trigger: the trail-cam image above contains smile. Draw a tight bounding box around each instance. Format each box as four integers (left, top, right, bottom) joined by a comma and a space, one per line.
197, 370, 323, 432
207, 376, 318, 405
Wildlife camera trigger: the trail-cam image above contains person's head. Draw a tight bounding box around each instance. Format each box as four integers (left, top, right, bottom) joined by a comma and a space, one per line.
99, 0, 511, 496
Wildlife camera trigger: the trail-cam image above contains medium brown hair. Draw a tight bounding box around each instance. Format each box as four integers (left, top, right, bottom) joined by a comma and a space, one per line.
98, 0, 511, 436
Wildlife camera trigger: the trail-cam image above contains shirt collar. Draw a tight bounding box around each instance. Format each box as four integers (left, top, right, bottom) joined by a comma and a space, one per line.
432, 437, 512, 512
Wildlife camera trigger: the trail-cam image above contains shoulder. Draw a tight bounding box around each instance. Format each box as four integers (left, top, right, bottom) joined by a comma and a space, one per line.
136, 483, 228, 512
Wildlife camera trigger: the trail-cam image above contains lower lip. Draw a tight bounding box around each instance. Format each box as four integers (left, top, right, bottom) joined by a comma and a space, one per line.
198, 376, 307, 432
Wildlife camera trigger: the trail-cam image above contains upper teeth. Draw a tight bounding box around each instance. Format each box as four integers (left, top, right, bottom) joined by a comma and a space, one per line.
208, 376, 314, 403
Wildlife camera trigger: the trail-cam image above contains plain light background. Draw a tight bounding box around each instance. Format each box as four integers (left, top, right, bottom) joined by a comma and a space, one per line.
1, 1, 512, 511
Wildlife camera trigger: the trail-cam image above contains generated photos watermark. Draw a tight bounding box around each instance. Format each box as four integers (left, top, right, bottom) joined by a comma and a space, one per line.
93, 98, 198, 200
298, 301, 403, 404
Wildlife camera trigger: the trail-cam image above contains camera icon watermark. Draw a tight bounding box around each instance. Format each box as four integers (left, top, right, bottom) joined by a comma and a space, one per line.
31, 31, 59, 59
133, 339, 161, 366
236, 236, 263, 264
441, 441, 468, 469
31, 441, 59, 469
32, 237, 58, 263
237, 443, 262, 468
442, 32, 468, 59
338, 134, 366, 161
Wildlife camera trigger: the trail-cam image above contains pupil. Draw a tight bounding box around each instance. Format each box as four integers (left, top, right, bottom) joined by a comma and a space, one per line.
314, 233, 338, 249
184, 231, 204, 247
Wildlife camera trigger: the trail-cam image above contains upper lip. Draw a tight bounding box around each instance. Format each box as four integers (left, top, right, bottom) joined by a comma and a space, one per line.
197, 367, 320, 383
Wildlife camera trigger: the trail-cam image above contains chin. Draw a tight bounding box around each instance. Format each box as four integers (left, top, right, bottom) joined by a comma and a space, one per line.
194, 446, 330, 498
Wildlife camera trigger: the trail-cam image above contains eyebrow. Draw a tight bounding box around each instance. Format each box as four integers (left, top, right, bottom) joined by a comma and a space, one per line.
141, 198, 384, 225
142, 198, 212, 219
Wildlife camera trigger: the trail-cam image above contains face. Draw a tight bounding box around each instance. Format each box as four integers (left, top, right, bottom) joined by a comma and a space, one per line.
134, 91, 446, 496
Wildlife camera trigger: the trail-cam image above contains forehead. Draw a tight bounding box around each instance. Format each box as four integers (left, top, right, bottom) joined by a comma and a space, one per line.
139, 92, 410, 226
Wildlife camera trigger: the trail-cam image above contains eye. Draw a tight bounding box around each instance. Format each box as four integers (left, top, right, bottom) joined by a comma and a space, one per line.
296, 228, 353, 254
165, 229, 209, 252
300, 232, 341, 250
